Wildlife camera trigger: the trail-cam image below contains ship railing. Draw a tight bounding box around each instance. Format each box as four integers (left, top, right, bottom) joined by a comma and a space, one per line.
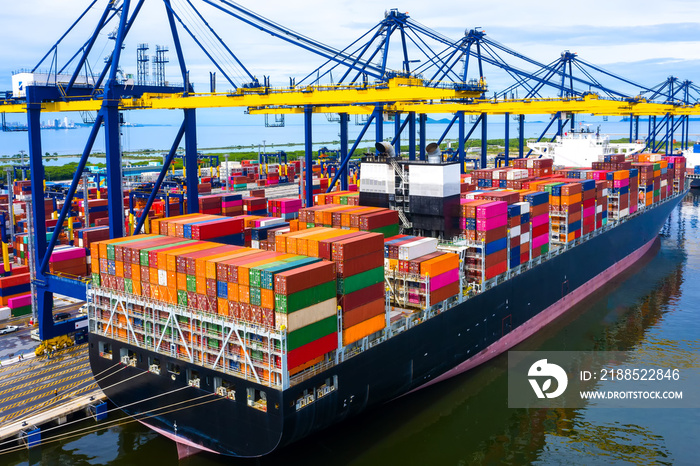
289, 359, 337, 386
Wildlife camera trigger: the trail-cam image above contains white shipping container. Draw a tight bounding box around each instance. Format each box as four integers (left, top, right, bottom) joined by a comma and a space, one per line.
506, 169, 528, 180
158, 269, 168, 286
509, 225, 521, 237
521, 232, 530, 244
514, 201, 531, 214
276, 297, 337, 331
0, 306, 10, 321
398, 237, 438, 261
258, 218, 285, 227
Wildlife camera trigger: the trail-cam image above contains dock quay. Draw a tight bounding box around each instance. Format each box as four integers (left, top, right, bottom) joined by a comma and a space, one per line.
0, 344, 106, 449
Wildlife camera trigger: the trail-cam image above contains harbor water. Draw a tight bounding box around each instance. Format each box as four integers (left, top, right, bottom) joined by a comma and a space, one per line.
2, 192, 699, 464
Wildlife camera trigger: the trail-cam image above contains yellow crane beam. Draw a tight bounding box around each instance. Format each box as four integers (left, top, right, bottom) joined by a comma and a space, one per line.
3, 82, 700, 118
0, 78, 482, 114
389, 95, 700, 116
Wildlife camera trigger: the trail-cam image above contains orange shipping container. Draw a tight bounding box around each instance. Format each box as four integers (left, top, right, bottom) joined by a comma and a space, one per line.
131, 263, 141, 282
176, 272, 187, 290
342, 313, 385, 346
260, 288, 275, 310
132, 280, 142, 296
204, 249, 248, 279
163, 243, 209, 272
217, 298, 229, 316
194, 246, 242, 278
285, 227, 330, 254
289, 355, 324, 376
239, 285, 250, 304
196, 277, 206, 295
149, 267, 159, 284
420, 253, 459, 277
227, 282, 239, 301
613, 170, 629, 181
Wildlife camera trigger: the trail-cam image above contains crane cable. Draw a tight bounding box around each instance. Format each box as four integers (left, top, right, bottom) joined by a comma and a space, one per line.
0, 362, 138, 428
0, 385, 222, 456
0, 387, 224, 455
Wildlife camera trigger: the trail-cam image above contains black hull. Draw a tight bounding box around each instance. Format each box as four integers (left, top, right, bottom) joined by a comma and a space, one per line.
88, 192, 684, 457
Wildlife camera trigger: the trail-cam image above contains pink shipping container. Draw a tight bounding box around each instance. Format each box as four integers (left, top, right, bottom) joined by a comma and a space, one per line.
476, 215, 507, 231
531, 213, 549, 228
7, 294, 31, 309
532, 234, 549, 249
430, 268, 459, 291
476, 201, 508, 219
49, 246, 86, 263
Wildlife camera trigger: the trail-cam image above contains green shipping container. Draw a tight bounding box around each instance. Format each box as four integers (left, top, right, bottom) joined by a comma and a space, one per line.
124, 278, 133, 294
275, 280, 336, 314
287, 315, 337, 351
369, 223, 400, 238
11, 305, 32, 317
92, 273, 100, 287
177, 290, 188, 306
250, 287, 262, 306
186, 275, 197, 292
337, 266, 384, 295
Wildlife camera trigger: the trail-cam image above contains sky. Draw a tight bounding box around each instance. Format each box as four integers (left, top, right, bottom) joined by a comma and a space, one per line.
2, 0, 700, 124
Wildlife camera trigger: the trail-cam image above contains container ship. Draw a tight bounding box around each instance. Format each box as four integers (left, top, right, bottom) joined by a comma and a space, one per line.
86, 149, 688, 458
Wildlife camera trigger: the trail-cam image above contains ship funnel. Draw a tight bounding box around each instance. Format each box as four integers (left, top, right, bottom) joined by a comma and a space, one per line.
426, 142, 442, 163
375, 141, 396, 158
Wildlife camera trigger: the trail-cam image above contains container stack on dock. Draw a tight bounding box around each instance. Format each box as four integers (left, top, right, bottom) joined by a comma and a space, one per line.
244, 197, 267, 216
267, 198, 302, 220
220, 194, 244, 217
0, 271, 30, 307
49, 245, 88, 276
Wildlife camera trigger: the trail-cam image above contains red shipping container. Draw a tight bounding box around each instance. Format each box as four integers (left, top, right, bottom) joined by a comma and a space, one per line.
343, 298, 384, 329
336, 251, 384, 277
339, 282, 384, 312
532, 223, 549, 238
429, 281, 460, 305
0, 273, 30, 288
485, 262, 507, 280
274, 260, 337, 295
287, 332, 338, 369
331, 233, 384, 261
358, 210, 399, 231
191, 217, 244, 240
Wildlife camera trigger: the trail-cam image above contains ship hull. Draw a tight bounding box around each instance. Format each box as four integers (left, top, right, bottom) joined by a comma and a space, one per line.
88, 192, 684, 457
